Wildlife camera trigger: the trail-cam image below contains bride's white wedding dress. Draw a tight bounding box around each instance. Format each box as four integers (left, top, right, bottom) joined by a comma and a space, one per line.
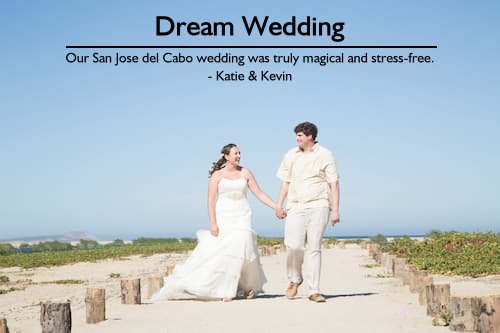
152, 177, 266, 300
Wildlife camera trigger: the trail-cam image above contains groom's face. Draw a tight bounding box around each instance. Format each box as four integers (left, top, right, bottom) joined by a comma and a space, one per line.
296, 132, 314, 149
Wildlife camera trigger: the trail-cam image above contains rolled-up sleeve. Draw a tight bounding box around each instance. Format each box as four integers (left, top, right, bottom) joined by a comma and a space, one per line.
277, 153, 292, 182
324, 152, 339, 183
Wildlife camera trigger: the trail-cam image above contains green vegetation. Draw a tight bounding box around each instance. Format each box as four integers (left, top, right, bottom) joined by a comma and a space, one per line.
109, 273, 121, 278
0, 243, 18, 256
0, 275, 9, 283
360, 264, 380, 268
0, 238, 199, 269
383, 232, 500, 277
45, 279, 85, 285
256, 236, 283, 246
0, 286, 25, 294
369, 234, 388, 246
366, 273, 391, 278
0, 236, 290, 268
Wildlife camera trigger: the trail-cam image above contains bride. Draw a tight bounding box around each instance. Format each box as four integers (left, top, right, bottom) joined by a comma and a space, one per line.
152, 143, 280, 301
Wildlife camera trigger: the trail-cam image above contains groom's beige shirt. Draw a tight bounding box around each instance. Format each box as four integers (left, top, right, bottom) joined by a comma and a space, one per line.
277, 143, 339, 210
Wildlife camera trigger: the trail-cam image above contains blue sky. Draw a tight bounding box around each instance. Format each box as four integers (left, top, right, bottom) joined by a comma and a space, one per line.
1, 1, 499, 239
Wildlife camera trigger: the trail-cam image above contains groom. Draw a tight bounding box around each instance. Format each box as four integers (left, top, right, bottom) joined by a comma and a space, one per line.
276, 122, 340, 302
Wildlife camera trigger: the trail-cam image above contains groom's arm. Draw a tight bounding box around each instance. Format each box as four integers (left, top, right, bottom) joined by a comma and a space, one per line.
275, 182, 289, 219
329, 181, 340, 225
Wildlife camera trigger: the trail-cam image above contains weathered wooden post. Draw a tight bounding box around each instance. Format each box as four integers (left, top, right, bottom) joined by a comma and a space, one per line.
425, 284, 450, 317
408, 266, 422, 293
478, 296, 500, 333
120, 278, 141, 304
393, 257, 408, 281
368, 243, 379, 258
145, 275, 164, 300
85, 288, 105, 324
0, 316, 9, 333
40, 301, 71, 333
384, 254, 395, 274
417, 275, 433, 306
449, 296, 481, 332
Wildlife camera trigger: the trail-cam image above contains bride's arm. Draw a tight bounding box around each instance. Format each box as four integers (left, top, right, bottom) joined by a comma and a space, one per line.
244, 169, 277, 210
208, 175, 219, 236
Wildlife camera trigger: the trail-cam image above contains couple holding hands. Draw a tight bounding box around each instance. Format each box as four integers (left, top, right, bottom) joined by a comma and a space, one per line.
152, 122, 340, 303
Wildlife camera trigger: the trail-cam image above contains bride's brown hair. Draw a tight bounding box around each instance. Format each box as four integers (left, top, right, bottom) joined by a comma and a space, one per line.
209, 143, 237, 177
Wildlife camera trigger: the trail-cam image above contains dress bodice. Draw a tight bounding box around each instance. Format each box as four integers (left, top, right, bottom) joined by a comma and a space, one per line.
217, 177, 248, 201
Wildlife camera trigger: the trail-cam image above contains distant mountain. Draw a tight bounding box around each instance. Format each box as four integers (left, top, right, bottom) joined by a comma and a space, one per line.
0, 231, 98, 244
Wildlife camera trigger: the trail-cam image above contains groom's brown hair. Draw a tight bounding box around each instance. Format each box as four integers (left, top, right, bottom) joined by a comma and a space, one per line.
294, 122, 318, 140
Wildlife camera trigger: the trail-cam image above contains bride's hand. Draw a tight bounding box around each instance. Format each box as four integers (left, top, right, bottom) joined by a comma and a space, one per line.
210, 224, 219, 237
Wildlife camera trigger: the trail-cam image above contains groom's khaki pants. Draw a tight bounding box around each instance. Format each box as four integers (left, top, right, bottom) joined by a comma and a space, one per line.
284, 207, 330, 296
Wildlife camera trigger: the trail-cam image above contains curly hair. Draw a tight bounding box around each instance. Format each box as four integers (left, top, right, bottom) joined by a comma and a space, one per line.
208, 143, 237, 177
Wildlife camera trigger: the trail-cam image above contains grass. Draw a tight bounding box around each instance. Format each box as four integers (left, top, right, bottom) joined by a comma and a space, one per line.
366, 273, 392, 278
0, 236, 290, 269
44, 279, 85, 285
0, 243, 198, 269
0, 286, 26, 294
360, 264, 380, 268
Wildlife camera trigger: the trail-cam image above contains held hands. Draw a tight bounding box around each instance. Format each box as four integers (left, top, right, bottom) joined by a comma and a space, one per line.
210, 224, 219, 237
331, 211, 340, 226
275, 207, 287, 220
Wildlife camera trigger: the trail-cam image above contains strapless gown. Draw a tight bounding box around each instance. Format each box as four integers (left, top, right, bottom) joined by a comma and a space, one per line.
152, 177, 266, 300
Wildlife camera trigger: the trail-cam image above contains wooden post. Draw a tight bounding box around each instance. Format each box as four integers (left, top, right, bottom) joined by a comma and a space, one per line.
408, 266, 422, 293
265, 245, 276, 256
449, 296, 481, 332
120, 278, 141, 304
393, 258, 408, 281
165, 265, 175, 276
0, 316, 9, 333
145, 275, 164, 300
418, 276, 433, 306
368, 243, 379, 258
478, 296, 500, 333
380, 253, 388, 267
384, 254, 395, 275
40, 301, 71, 333
85, 288, 105, 324
425, 284, 450, 316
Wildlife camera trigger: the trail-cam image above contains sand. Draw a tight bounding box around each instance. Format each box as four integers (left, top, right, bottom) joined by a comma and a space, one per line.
1, 245, 498, 333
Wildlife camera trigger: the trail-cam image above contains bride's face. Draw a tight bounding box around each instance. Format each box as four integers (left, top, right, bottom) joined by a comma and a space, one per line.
225, 147, 241, 166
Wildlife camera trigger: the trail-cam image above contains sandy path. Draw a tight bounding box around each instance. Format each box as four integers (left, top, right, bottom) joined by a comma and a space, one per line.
2, 246, 498, 332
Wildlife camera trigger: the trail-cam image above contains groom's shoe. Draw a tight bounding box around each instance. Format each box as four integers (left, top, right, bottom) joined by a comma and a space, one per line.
308, 293, 326, 303
285, 281, 302, 299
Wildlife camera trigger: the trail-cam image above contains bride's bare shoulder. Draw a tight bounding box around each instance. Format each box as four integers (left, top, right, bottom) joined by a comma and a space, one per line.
210, 170, 224, 181
240, 167, 253, 179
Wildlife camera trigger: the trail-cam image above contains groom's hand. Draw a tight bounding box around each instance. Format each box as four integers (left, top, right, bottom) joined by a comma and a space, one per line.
275, 208, 287, 219
331, 211, 340, 225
